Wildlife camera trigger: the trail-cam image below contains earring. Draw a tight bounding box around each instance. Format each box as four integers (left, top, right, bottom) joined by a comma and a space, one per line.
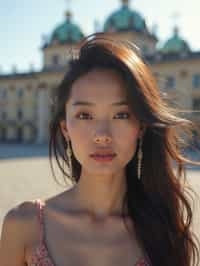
66, 140, 76, 184
137, 137, 143, 180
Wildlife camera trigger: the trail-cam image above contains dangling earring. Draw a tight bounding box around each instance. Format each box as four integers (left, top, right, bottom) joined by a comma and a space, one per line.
137, 137, 143, 180
66, 139, 76, 184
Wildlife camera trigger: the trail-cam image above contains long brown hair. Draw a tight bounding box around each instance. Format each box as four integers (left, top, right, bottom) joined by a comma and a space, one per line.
49, 33, 200, 266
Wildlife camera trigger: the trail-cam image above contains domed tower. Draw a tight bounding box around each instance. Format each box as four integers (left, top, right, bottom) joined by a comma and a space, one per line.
103, 0, 157, 55
160, 26, 190, 54
42, 10, 84, 70
51, 11, 84, 44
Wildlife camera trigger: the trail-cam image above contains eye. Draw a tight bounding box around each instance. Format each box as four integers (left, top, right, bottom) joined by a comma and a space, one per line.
114, 112, 130, 119
75, 112, 130, 120
76, 112, 92, 120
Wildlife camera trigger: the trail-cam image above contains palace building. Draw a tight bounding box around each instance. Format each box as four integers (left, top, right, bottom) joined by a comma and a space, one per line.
0, 0, 200, 144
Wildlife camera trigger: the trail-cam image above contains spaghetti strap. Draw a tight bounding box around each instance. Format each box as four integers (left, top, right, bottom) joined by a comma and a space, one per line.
35, 198, 45, 244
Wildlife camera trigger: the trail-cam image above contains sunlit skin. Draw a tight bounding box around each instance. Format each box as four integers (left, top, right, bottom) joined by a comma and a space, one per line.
60, 68, 145, 221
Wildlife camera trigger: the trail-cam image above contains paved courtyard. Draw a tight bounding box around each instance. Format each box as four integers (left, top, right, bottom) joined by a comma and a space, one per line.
0, 144, 200, 257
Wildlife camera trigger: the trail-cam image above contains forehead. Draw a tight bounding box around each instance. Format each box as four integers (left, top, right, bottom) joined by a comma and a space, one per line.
68, 68, 128, 103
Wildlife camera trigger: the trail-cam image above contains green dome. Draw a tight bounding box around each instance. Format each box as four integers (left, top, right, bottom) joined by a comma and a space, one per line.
161, 27, 190, 54
51, 12, 84, 44
104, 1, 147, 32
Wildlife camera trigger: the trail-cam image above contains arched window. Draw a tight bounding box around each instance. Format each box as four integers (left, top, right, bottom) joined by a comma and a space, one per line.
0, 88, 7, 99
165, 76, 176, 90
17, 127, 23, 142
17, 109, 23, 119
192, 74, 200, 89
192, 98, 200, 110
17, 88, 24, 98
52, 54, 60, 65
0, 127, 6, 141
2, 111, 7, 120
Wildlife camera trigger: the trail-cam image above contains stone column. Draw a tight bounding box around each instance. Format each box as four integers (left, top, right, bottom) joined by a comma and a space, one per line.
36, 87, 50, 144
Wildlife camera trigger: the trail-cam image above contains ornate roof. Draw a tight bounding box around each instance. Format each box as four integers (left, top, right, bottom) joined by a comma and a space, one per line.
104, 0, 147, 32
50, 11, 84, 44
161, 27, 191, 54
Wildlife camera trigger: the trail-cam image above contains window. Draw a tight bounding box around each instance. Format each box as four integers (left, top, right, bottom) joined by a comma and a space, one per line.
17, 127, 23, 141
0, 88, 7, 99
17, 109, 23, 119
142, 45, 148, 55
52, 55, 60, 65
17, 88, 24, 98
165, 76, 176, 89
2, 111, 7, 120
192, 74, 200, 89
0, 127, 6, 140
192, 98, 200, 110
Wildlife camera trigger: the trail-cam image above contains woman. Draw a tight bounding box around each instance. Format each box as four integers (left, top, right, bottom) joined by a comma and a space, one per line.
1, 33, 200, 266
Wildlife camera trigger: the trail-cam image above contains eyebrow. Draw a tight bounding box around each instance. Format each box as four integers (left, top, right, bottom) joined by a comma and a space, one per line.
72, 100, 128, 106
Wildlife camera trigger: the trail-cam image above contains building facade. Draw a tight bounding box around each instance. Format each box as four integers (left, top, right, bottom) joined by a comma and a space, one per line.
0, 0, 200, 144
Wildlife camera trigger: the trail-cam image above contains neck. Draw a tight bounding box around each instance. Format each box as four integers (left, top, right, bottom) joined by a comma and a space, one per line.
72, 169, 128, 221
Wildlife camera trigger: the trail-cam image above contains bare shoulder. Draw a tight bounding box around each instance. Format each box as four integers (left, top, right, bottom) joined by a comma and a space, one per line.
2, 200, 40, 231
1, 200, 40, 246
0, 200, 39, 266
5, 200, 37, 220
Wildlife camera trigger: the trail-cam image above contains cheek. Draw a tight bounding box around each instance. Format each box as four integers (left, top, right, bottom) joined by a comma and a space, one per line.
66, 120, 91, 159
114, 122, 140, 142
114, 124, 140, 158
67, 119, 91, 139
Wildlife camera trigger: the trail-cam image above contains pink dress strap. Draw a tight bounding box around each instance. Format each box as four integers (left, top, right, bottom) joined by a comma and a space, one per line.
29, 200, 55, 265
34, 199, 45, 244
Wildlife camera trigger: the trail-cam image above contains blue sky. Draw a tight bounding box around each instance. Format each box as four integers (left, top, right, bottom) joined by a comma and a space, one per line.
0, 0, 199, 73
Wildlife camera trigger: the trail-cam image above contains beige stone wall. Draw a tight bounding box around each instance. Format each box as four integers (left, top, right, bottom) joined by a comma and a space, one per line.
0, 79, 37, 120
43, 43, 77, 69
150, 59, 200, 124
0, 74, 57, 142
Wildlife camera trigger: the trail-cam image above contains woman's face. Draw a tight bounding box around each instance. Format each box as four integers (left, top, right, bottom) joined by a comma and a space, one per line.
60, 68, 142, 178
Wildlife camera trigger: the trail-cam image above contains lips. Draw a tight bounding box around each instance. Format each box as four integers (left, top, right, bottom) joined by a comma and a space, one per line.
90, 152, 116, 157
90, 153, 116, 162
91, 154, 116, 158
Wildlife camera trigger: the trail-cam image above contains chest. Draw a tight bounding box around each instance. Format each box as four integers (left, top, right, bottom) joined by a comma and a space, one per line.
42, 217, 143, 266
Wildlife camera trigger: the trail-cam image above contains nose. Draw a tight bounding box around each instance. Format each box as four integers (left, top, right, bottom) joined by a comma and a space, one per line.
93, 122, 112, 144
94, 134, 112, 144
